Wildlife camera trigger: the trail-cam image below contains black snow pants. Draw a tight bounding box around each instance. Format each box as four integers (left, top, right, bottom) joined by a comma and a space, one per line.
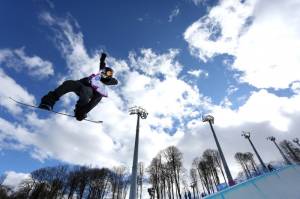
41, 79, 101, 114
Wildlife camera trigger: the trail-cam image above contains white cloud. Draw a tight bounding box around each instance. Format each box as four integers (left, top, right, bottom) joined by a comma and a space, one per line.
211, 89, 300, 131
129, 48, 182, 78
0, 69, 35, 115
123, 76, 202, 121
39, 12, 93, 79
184, 0, 256, 60
187, 69, 208, 78
125, 50, 204, 123
219, 96, 233, 108
226, 85, 238, 95
2, 171, 30, 191
168, 8, 180, 22
291, 82, 300, 94
0, 48, 54, 78
184, 0, 300, 89
0, 117, 36, 151
190, 0, 207, 6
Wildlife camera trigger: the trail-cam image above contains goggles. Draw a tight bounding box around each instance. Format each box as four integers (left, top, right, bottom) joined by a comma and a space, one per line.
101, 70, 113, 78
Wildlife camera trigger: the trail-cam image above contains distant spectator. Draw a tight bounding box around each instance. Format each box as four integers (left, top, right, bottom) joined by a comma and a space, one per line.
268, 163, 275, 171
188, 190, 192, 199
148, 188, 155, 199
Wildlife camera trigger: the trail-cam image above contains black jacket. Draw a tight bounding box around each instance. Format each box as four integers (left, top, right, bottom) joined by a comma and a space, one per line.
76, 56, 118, 114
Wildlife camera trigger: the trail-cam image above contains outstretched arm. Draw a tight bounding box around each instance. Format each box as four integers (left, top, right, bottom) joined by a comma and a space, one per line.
98, 52, 119, 86
99, 53, 107, 71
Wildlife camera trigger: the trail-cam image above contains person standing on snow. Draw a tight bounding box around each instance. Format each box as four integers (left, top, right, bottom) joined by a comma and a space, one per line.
39, 53, 118, 121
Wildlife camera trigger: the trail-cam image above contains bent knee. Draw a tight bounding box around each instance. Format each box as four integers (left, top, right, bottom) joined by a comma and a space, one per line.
62, 80, 75, 85
61, 80, 80, 88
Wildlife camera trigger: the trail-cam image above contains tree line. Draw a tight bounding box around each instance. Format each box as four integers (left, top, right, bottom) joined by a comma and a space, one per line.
0, 165, 132, 199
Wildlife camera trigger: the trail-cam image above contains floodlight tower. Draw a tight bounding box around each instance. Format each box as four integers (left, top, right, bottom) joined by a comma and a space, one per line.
129, 106, 148, 199
292, 138, 300, 147
241, 131, 268, 172
266, 136, 292, 165
202, 115, 235, 186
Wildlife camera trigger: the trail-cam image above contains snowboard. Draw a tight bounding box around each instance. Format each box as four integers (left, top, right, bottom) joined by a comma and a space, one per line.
8, 97, 103, 124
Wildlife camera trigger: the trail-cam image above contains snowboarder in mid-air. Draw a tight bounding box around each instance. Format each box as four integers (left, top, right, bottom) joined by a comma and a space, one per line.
39, 53, 118, 121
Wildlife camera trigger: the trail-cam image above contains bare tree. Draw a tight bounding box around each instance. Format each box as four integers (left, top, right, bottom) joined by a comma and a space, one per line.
235, 152, 251, 179
48, 165, 69, 198
163, 146, 183, 199
189, 167, 200, 199
148, 155, 162, 199
195, 157, 211, 194
148, 151, 179, 199
67, 167, 81, 199
5, 164, 130, 199
137, 162, 144, 199
20, 165, 70, 199
110, 166, 129, 199
209, 149, 227, 184
29, 167, 53, 198
75, 166, 89, 199
0, 184, 10, 199
86, 168, 111, 199
245, 152, 259, 175
181, 168, 190, 199
192, 158, 204, 195
163, 161, 174, 199
280, 140, 300, 163
190, 149, 227, 194
235, 152, 259, 179
202, 149, 220, 190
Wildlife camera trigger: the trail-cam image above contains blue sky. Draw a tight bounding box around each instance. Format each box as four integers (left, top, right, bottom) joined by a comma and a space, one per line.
0, 0, 234, 103
1, 0, 300, 187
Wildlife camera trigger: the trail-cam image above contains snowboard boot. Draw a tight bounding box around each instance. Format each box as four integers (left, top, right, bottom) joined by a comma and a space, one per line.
38, 91, 58, 111
38, 103, 53, 111
74, 106, 87, 121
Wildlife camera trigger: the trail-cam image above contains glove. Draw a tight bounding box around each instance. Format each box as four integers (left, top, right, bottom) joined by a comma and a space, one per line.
100, 53, 107, 69
74, 109, 87, 121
